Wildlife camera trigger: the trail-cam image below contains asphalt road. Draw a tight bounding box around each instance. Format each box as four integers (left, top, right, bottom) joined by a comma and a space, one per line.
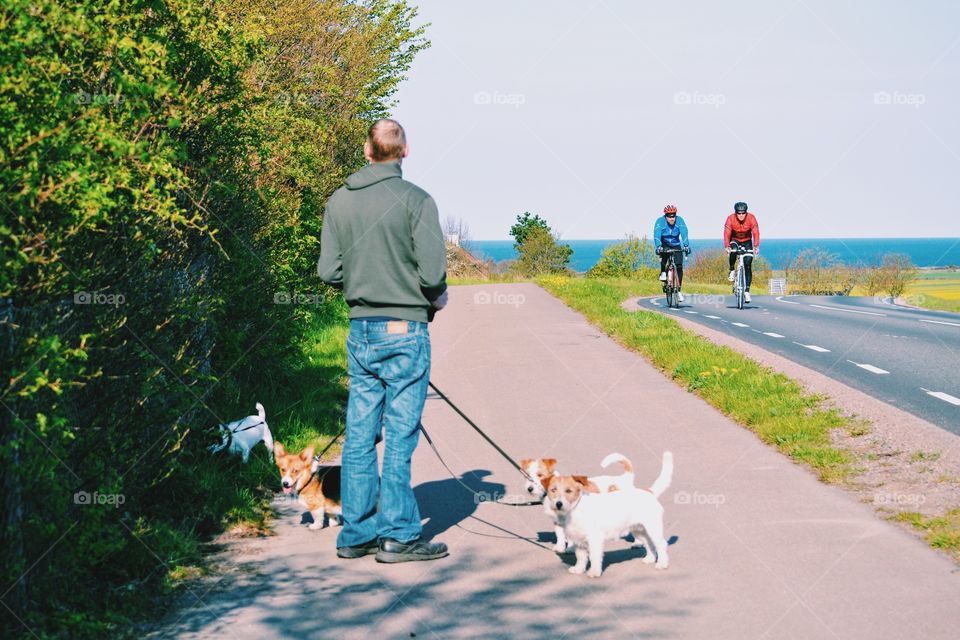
642, 293, 960, 434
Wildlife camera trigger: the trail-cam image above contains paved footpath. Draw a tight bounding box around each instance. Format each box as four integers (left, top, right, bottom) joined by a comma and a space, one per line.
149, 283, 960, 640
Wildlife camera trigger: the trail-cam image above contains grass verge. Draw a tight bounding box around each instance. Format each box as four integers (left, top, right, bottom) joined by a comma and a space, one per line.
537, 275, 852, 482
895, 509, 960, 562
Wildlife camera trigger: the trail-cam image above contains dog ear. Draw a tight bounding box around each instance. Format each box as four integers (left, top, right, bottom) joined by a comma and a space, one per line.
273, 442, 286, 458
519, 458, 531, 468
299, 445, 315, 462
542, 458, 557, 470
572, 476, 601, 493
542, 475, 555, 490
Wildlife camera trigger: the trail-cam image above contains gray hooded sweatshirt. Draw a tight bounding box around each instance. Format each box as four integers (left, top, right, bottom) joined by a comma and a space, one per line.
317, 161, 447, 322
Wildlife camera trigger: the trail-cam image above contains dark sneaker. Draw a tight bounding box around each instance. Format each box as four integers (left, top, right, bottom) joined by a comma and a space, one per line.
375, 538, 449, 563
337, 538, 379, 559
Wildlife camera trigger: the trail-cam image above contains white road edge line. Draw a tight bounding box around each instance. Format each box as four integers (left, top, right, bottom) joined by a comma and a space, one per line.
919, 319, 960, 328
793, 342, 830, 352
847, 360, 890, 375
920, 388, 960, 406
809, 304, 885, 317
763, 332, 785, 338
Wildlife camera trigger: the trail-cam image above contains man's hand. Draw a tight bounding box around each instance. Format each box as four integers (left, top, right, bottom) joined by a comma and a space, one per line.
655, 246, 663, 255
431, 290, 449, 310
754, 247, 760, 256
684, 246, 691, 256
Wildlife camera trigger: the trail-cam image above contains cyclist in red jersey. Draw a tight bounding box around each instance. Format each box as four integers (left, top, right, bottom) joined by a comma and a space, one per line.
723, 201, 760, 303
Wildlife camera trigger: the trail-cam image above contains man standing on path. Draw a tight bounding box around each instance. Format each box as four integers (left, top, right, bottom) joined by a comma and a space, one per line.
317, 119, 449, 563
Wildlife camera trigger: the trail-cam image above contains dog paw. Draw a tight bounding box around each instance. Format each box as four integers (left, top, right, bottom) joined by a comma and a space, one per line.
655, 561, 669, 570
586, 568, 602, 578
568, 565, 586, 575
641, 552, 656, 564
308, 522, 325, 530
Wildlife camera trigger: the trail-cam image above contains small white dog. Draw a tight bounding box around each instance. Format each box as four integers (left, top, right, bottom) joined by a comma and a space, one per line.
545, 451, 673, 578
208, 402, 274, 463
521, 453, 636, 552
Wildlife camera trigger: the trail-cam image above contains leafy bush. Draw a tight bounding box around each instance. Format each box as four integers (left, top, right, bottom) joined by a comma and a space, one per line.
586, 235, 658, 279
0, 0, 426, 636
685, 247, 771, 286
784, 248, 862, 295
862, 253, 918, 298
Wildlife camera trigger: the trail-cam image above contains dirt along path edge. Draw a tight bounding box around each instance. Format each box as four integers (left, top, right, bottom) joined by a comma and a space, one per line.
624, 295, 960, 561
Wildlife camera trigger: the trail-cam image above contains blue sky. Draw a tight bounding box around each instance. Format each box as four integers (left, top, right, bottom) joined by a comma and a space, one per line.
390, 0, 960, 240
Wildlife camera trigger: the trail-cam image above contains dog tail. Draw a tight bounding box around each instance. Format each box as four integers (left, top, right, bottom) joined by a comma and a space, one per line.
600, 452, 634, 474
255, 402, 266, 420
648, 452, 673, 499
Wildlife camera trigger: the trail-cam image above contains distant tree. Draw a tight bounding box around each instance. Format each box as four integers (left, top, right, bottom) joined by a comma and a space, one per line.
443, 216, 471, 245
687, 247, 771, 286
786, 248, 861, 295
510, 212, 551, 249
864, 253, 917, 298
513, 226, 573, 276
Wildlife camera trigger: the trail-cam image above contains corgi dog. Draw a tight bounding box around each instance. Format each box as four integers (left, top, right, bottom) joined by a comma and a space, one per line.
521, 453, 636, 552
209, 402, 274, 463
545, 451, 673, 578
274, 443, 342, 530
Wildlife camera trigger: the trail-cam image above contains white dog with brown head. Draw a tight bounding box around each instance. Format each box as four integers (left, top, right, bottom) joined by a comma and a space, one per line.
545, 451, 673, 578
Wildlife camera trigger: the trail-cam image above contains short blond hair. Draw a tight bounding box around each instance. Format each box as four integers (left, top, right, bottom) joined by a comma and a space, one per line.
366, 119, 406, 161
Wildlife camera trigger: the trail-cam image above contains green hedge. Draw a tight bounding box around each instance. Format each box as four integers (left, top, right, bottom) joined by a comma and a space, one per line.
0, 1, 426, 636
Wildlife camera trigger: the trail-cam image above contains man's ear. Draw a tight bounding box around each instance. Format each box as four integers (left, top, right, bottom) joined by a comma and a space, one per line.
363, 140, 374, 162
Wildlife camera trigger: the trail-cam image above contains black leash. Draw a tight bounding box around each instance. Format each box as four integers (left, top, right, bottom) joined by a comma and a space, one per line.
312, 424, 346, 467
418, 423, 542, 507
428, 381, 531, 479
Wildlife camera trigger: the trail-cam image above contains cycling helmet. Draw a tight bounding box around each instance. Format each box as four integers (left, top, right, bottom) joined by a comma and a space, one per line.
734, 202, 748, 213
663, 204, 678, 214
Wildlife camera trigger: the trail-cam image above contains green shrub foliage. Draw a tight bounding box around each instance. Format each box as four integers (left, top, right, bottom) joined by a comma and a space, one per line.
0, 0, 426, 635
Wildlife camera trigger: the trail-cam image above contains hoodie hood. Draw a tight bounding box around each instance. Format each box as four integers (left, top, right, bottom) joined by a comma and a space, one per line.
345, 162, 402, 190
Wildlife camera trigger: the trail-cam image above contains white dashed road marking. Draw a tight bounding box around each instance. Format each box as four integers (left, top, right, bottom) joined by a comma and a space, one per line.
810, 304, 885, 317
920, 388, 960, 406
919, 319, 960, 328
794, 342, 830, 352
848, 361, 890, 375
705, 315, 721, 319
763, 332, 785, 338
776, 296, 801, 305
684, 310, 698, 314
732, 322, 750, 328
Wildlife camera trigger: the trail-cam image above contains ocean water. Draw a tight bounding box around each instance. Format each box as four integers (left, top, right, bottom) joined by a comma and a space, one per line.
464, 238, 960, 272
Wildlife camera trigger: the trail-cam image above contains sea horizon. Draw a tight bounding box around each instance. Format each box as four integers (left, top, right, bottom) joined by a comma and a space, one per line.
464, 237, 960, 272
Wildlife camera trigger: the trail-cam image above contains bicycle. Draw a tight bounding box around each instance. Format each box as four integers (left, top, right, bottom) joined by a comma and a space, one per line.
659, 248, 685, 309
729, 243, 755, 310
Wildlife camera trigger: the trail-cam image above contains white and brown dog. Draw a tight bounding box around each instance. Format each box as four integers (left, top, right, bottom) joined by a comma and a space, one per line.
521, 453, 636, 552
545, 451, 673, 577
274, 443, 342, 530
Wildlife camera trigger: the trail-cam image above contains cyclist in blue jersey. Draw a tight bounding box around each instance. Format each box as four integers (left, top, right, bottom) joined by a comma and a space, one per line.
654, 204, 691, 302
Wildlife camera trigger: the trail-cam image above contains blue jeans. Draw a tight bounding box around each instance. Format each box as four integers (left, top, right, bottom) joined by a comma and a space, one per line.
336, 319, 431, 548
